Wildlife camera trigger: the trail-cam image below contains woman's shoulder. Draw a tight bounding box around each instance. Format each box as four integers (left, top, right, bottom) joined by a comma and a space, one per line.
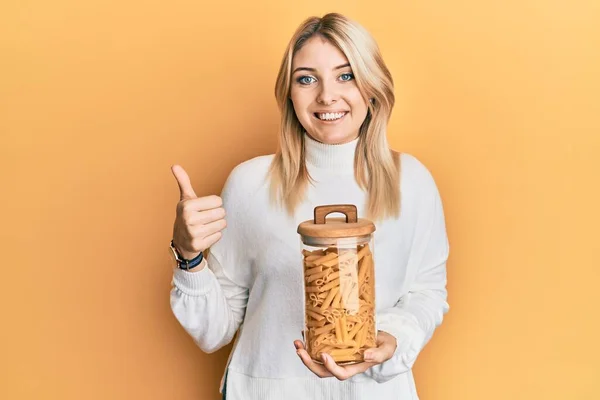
229, 154, 275, 181
234, 153, 275, 172
222, 154, 275, 196
398, 152, 440, 195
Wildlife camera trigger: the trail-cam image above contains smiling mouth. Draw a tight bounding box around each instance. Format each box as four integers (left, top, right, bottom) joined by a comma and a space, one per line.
314, 112, 348, 121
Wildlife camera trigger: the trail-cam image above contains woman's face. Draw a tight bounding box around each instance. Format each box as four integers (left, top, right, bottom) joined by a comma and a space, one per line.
290, 36, 369, 145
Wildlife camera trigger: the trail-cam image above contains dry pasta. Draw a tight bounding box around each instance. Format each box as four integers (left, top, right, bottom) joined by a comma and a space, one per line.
302, 244, 376, 364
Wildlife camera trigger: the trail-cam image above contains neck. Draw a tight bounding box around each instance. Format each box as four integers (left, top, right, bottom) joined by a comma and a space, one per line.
304, 133, 358, 171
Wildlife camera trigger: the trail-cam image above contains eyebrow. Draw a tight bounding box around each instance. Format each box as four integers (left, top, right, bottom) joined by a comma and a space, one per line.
292, 63, 351, 74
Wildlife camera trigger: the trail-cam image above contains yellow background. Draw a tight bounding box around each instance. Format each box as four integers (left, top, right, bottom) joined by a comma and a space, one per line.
1, 0, 599, 399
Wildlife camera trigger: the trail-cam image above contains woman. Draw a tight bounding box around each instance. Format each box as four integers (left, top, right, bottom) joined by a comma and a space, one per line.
169, 12, 449, 400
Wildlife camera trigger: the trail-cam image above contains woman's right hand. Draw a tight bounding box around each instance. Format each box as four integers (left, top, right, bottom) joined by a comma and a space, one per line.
171, 165, 227, 264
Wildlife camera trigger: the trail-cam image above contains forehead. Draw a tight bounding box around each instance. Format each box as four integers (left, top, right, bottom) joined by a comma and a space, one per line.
292, 36, 349, 68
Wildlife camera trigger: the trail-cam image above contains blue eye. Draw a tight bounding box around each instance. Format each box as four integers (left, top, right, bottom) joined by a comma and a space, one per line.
340, 73, 354, 81
297, 76, 316, 85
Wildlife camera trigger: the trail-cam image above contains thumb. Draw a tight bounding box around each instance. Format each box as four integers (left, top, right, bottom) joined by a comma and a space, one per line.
364, 333, 397, 363
171, 164, 198, 200
363, 346, 391, 364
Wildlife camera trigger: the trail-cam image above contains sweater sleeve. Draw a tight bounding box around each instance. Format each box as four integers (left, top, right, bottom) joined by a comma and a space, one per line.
169, 165, 252, 354
364, 163, 450, 383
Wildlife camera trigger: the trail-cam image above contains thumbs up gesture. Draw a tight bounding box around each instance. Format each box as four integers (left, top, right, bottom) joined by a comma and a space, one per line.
171, 165, 227, 263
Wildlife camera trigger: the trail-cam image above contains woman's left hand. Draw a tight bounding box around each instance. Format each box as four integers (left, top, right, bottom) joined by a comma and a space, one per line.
294, 331, 397, 381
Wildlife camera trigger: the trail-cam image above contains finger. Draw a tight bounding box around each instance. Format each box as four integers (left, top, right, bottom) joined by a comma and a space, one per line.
321, 353, 377, 380
336, 359, 377, 377
363, 347, 391, 363
188, 207, 226, 226
298, 350, 333, 378
293, 341, 332, 378
320, 353, 351, 380
171, 165, 198, 201
364, 334, 396, 363
192, 218, 227, 238
191, 230, 222, 252
181, 195, 223, 213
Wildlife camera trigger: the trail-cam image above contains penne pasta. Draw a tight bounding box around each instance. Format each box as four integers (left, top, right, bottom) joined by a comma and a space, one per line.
325, 271, 340, 282
305, 265, 324, 276
329, 339, 357, 348
307, 305, 327, 316
334, 317, 344, 343
306, 269, 329, 283
307, 319, 327, 327
334, 354, 363, 362
347, 321, 364, 341
331, 289, 342, 308
340, 314, 348, 342
306, 310, 325, 321
312, 323, 335, 335
358, 254, 371, 283
319, 286, 339, 311
323, 250, 356, 267
361, 289, 374, 306
305, 286, 321, 293
319, 278, 340, 293
356, 245, 370, 261
329, 348, 359, 357
313, 252, 338, 265
302, 242, 376, 364
317, 345, 335, 354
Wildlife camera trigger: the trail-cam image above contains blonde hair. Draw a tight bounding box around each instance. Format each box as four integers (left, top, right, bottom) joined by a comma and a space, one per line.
268, 13, 400, 222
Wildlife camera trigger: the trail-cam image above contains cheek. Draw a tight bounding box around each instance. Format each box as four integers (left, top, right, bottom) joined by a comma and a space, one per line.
290, 91, 314, 123
344, 87, 367, 110
291, 90, 307, 110
349, 95, 369, 119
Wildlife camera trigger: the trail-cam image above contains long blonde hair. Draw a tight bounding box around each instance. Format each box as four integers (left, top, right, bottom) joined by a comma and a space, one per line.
268, 13, 400, 222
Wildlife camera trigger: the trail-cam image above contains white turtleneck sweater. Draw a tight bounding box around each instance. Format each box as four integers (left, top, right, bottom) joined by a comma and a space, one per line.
170, 134, 450, 400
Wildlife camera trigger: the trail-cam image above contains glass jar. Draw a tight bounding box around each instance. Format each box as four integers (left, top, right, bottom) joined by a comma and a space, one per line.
297, 204, 377, 365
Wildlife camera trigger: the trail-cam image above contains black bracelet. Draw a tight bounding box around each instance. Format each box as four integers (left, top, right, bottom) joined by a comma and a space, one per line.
179, 251, 204, 270
171, 240, 204, 270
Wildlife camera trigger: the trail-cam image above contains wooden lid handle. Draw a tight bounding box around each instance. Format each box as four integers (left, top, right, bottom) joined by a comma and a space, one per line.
314, 204, 358, 224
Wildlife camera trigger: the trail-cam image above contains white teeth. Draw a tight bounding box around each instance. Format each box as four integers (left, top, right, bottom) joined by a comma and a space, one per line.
317, 112, 346, 121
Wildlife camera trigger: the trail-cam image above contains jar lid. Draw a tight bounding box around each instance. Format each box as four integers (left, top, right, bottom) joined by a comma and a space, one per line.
297, 204, 376, 239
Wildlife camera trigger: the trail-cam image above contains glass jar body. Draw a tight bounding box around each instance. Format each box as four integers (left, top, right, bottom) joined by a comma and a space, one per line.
300, 235, 377, 365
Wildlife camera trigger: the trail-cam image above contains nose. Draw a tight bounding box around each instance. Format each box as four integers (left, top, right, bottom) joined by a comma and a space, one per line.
316, 81, 338, 105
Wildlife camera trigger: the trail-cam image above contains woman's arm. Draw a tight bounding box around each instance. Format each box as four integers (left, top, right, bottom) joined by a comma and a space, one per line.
170, 254, 249, 353
169, 164, 254, 353
365, 162, 450, 383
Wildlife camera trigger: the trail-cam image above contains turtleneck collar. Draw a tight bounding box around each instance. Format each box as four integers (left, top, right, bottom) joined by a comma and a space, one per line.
304, 133, 358, 171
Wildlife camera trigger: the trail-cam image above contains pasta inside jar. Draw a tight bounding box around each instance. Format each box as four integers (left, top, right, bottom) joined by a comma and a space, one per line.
297, 204, 377, 365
